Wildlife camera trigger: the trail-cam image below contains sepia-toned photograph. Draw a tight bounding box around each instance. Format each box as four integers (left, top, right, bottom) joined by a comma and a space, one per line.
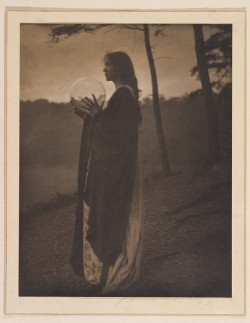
19, 22, 232, 297
4, 8, 246, 316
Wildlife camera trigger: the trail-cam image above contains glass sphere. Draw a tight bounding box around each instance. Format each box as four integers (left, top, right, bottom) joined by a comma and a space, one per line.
70, 77, 106, 106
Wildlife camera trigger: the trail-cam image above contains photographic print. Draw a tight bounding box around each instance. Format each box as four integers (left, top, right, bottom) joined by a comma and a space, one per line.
5, 8, 246, 315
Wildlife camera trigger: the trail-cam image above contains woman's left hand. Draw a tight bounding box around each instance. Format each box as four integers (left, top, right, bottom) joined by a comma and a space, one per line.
81, 95, 104, 117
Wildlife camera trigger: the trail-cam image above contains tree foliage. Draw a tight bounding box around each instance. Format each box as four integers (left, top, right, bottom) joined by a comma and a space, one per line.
191, 24, 232, 92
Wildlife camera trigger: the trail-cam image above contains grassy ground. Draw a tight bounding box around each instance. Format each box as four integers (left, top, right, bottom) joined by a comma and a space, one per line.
19, 160, 231, 297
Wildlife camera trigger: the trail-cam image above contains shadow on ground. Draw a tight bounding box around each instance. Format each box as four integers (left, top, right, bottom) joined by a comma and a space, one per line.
19, 161, 232, 297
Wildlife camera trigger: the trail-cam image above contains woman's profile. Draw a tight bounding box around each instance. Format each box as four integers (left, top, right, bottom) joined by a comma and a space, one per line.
70, 51, 144, 295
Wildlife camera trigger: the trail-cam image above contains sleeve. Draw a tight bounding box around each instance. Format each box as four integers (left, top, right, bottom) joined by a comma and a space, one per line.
92, 87, 138, 154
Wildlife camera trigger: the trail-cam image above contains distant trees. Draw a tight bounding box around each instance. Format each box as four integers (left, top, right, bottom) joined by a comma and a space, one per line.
50, 24, 172, 175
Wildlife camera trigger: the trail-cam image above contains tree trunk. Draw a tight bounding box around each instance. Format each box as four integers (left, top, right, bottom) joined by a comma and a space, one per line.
143, 24, 172, 175
193, 24, 221, 164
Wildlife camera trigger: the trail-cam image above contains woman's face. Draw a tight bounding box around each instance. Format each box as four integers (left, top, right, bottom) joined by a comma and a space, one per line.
103, 58, 119, 82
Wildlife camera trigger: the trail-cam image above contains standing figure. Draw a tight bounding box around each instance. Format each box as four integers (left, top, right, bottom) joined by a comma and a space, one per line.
70, 51, 144, 294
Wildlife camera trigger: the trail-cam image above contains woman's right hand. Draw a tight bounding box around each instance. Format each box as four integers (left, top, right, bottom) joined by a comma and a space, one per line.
70, 98, 88, 119
70, 96, 104, 118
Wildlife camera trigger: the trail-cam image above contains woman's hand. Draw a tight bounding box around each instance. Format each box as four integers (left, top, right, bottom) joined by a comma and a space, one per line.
81, 95, 105, 117
71, 95, 104, 118
70, 97, 88, 119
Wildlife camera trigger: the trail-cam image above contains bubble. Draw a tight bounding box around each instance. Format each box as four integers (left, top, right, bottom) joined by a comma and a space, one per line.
69, 77, 106, 105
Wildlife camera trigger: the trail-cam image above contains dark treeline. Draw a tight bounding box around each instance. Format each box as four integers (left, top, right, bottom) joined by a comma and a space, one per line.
20, 86, 231, 175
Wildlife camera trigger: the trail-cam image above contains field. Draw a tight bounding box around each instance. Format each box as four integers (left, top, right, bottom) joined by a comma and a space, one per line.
20, 91, 231, 214
19, 159, 231, 297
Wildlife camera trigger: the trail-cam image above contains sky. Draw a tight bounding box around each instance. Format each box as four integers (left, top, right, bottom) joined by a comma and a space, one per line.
20, 24, 217, 103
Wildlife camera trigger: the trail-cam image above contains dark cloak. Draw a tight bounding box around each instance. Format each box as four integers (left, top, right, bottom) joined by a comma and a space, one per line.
70, 87, 139, 277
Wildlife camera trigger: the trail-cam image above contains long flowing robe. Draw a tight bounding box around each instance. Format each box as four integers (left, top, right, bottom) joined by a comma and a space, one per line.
70, 86, 140, 279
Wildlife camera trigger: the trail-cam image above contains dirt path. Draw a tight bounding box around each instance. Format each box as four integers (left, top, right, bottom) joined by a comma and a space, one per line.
19, 161, 231, 297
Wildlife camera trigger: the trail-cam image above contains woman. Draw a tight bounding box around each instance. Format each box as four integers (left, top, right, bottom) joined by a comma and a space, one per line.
70, 51, 143, 294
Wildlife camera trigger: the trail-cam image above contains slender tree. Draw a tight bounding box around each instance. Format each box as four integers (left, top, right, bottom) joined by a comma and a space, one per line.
50, 24, 172, 175
193, 24, 221, 164
143, 24, 171, 174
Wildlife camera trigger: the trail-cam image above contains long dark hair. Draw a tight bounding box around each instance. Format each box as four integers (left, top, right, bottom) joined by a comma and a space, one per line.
104, 51, 142, 122
104, 51, 141, 100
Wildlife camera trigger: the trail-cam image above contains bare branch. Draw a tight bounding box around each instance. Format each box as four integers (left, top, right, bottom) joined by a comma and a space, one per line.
119, 24, 144, 31
49, 23, 147, 43
104, 26, 122, 34
154, 56, 172, 61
